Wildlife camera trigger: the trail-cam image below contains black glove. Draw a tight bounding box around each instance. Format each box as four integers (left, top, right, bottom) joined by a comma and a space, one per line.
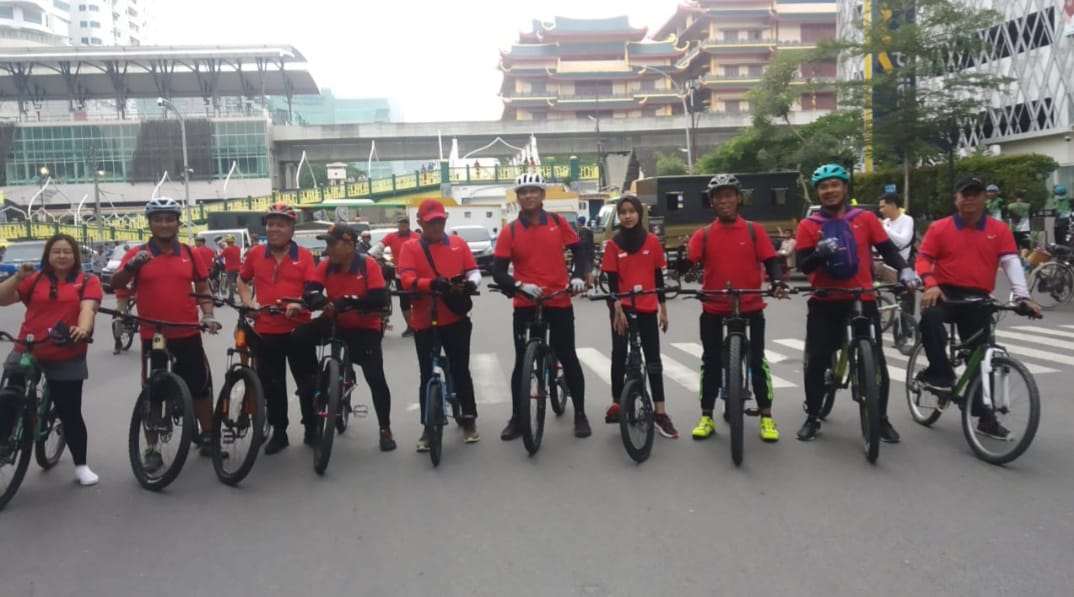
462, 280, 478, 294
430, 277, 451, 293
124, 250, 152, 273
302, 289, 327, 311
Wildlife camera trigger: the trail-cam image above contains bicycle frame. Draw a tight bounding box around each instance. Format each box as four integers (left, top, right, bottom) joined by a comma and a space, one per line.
941, 303, 1013, 412
0, 334, 49, 444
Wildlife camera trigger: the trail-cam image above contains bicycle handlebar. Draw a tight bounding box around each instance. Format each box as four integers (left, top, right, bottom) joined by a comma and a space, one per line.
488, 284, 571, 303
0, 329, 92, 347
98, 307, 207, 331
190, 293, 290, 317
794, 283, 908, 297
588, 287, 665, 302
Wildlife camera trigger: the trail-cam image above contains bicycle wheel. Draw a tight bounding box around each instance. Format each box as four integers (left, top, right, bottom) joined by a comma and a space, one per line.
313, 359, 340, 475
850, 339, 881, 463
877, 292, 896, 332
0, 393, 33, 511
619, 379, 654, 463
1049, 263, 1074, 305
726, 335, 746, 467
1028, 262, 1063, 309
548, 360, 568, 417
424, 378, 445, 467
962, 355, 1040, 465
596, 272, 609, 293
336, 364, 356, 434
211, 366, 266, 486
894, 311, 919, 356
112, 318, 135, 353
128, 371, 194, 491
904, 342, 943, 426
34, 387, 66, 470
818, 352, 838, 420
516, 341, 546, 455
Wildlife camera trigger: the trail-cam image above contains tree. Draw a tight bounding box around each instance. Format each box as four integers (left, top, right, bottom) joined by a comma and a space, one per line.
656, 152, 689, 176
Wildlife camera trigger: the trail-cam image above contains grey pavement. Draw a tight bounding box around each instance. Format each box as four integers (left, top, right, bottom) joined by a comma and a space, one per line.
2, 278, 1073, 597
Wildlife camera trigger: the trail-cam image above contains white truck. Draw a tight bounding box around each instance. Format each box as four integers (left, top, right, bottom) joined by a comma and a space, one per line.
406, 205, 503, 238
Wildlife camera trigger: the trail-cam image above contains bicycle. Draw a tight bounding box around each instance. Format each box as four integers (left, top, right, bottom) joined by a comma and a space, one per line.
489, 285, 572, 456
800, 284, 903, 464
905, 296, 1041, 465
680, 284, 781, 467
588, 286, 664, 463
1027, 244, 1074, 309
0, 329, 85, 510
99, 307, 202, 490
876, 285, 918, 356
111, 308, 138, 354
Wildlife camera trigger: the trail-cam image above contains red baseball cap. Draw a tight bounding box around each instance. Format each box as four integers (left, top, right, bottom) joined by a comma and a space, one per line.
418, 199, 447, 222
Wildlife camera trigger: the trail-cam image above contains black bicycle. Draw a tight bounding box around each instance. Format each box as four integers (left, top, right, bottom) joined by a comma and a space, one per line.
111, 307, 137, 354
100, 308, 202, 490
588, 287, 664, 463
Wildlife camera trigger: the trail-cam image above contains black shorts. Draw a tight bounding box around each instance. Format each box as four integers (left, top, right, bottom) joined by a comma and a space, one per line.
142, 335, 212, 401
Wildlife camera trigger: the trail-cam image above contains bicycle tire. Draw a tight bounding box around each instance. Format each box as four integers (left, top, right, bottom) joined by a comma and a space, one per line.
211, 366, 266, 486
336, 365, 356, 434
128, 371, 194, 491
548, 360, 568, 416
619, 379, 654, 463
877, 292, 896, 333
851, 339, 881, 464
425, 377, 444, 467
1028, 262, 1063, 309
895, 311, 918, 357
962, 355, 1040, 465
819, 352, 838, 420
0, 396, 33, 511
34, 389, 66, 471
726, 335, 746, 467
112, 318, 135, 353
517, 341, 546, 455
905, 342, 943, 426
314, 359, 340, 475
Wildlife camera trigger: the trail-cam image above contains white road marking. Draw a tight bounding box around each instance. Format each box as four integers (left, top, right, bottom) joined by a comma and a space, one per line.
1012, 325, 1074, 340
576, 347, 613, 386
996, 330, 1074, 351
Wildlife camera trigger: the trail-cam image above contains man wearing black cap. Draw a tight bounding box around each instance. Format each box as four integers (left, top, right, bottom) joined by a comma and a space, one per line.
915, 176, 1041, 439
371, 216, 416, 336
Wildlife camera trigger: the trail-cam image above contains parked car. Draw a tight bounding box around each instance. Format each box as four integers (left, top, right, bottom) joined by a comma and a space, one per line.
100, 243, 135, 292
449, 225, 494, 270
292, 230, 327, 263
0, 241, 46, 281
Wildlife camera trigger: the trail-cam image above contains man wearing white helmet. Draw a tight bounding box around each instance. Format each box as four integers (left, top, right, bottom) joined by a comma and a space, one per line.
112, 197, 222, 465
492, 173, 594, 439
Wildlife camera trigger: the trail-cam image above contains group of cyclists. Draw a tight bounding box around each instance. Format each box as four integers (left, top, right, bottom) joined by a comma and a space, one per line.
0, 161, 1044, 493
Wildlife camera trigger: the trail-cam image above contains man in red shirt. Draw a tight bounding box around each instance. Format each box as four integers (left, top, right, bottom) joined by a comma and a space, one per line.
221, 235, 242, 301
491, 172, 593, 440
915, 176, 1041, 438
371, 216, 417, 337
237, 203, 321, 454
674, 174, 787, 442
794, 164, 917, 442
397, 199, 483, 448
111, 197, 222, 463
300, 224, 395, 451
192, 237, 215, 272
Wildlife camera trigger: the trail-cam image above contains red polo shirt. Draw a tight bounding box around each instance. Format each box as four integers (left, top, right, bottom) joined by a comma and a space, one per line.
601, 234, 666, 314
795, 209, 888, 302
397, 235, 479, 330
382, 230, 417, 262
312, 254, 385, 332
493, 211, 579, 309
119, 239, 207, 340
239, 242, 316, 334
687, 218, 776, 314
221, 245, 242, 272
16, 271, 102, 363
193, 245, 215, 272
917, 214, 1017, 293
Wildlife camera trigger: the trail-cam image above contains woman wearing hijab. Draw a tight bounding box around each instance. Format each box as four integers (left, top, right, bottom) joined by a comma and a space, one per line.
600, 193, 678, 439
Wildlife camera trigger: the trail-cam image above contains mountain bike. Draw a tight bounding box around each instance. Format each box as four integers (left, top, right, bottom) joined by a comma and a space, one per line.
100, 307, 202, 491
1028, 244, 1074, 309
588, 287, 664, 463
876, 285, 918, 356
111, 307, 137, 354
905, 296, 1041, 465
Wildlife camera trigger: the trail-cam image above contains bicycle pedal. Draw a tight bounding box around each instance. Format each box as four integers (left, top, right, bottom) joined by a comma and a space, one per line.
744, 408, 761, 417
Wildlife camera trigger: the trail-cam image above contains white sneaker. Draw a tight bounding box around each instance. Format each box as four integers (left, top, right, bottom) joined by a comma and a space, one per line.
74, 465, 99, 487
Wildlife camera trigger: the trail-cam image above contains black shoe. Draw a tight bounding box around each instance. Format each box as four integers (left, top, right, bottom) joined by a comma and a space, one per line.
402, 327, 415, 338
574, 414, 592, 438
264, 429, 289, 455
879, 418, 901, 443
379, 428, 397, 452
500, 418, 522, 441
977, 415, 1011, 440
797, 416, 821, 441
915, 370, 955, 393
303, 425, 320, 447
197, 433, 214, 458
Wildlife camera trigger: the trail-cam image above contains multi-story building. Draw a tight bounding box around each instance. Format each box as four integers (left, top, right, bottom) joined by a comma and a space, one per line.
656, 0, 838, 115
0, 0, 149, 48
0, 1, 73, 46
499, 16, 688, 121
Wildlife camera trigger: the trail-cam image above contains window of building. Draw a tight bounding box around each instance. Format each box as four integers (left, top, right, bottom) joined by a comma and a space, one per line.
90, 36, 101, 44
725, 100, 742, 113
80, 36, 89, 43
531, 111, 548, 121
722, 29, 739, 42
748, 64, 764, 77
529, 80, 546, 95
574, 81, 614, 98
640, 78, 656, 92
22, 8, 44, 23
53, 1, 71, 11
747, 30, 764, 41
0, 7, 13, 19
88, 4, 99, 11
129, 22, 138, 31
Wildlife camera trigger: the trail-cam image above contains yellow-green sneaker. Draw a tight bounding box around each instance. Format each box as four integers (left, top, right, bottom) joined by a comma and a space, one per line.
759, 416, 780, 442
691, 415, 715, 440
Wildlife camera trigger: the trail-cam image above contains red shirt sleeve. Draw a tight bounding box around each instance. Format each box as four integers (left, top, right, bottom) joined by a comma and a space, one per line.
795, 220, 818, 251
601, 240, 619, 273
365, 257, 386, 291
118, 246, 138, 270
686, 228, 704, 263
753, 225, 777, 262
560, 217, 580, 247
16, 274, 36, 304
239, 245, 257, 282
396, 241, 420, 290
82, 274, 104, 301
865, 212, 890, 245
191, 246, 209, 281
651, 235, 667, 269
493, 225, 513, 259
997, 226, 1018, 255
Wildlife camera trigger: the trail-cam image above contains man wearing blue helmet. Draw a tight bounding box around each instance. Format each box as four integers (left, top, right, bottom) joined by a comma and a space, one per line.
794, 164, 920, 442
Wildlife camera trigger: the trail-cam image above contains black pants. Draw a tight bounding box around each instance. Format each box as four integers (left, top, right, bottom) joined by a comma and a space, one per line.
511, 307, 585, 418
919, 292, 993, 417
1055, 217, 1070, 246
609, 310, 665, 403
254, 331, 318, 431
144, 335, 212, 402
0, 378, 88, 465
699, 312, 773, 413
803, 300, 889, 417
414, 320, 477, 421
1013, 231, 1031, 251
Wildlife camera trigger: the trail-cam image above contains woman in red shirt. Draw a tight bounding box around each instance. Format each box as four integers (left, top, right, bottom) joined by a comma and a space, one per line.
0, 234, 102, 486
600, 194, 678, 439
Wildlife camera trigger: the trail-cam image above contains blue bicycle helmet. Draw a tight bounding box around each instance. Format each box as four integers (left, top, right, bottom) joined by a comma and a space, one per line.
1055, 184, 1068, 197
811, 163, 850, 188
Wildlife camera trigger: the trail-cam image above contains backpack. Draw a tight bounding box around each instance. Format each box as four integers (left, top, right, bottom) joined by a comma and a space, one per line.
807, 208, 863, 280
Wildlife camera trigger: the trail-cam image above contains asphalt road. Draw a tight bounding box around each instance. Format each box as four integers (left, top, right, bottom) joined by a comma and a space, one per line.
2, 278, 1073, 597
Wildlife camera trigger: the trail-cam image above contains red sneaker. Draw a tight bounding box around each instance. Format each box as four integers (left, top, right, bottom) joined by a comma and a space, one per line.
604, 403, 621, 424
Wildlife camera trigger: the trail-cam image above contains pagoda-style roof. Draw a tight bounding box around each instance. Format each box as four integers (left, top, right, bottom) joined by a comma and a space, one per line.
518, 15, 647, 43
627, 41, 683, 58
654, 3, 709, 41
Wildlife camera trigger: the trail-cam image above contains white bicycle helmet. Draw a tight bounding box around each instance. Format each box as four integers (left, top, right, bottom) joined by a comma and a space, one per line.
706, 173, 741, 194
145, 196, 182, 216
513, 172, 547, 193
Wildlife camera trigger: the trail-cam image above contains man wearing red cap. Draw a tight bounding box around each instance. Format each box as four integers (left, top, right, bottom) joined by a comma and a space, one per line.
397, 199, 483, 448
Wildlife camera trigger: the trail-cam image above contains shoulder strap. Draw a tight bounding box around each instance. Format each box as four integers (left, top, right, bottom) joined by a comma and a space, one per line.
844, 208, 863, 220
701, 224, 711, 264
419, 239, 442, 278
24, 271, 44, 304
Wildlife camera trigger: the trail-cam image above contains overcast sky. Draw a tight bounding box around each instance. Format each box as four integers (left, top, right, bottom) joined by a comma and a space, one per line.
151, 0, 678, 122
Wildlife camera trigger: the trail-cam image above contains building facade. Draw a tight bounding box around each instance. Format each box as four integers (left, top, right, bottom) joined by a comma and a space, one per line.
267, 91, 394, 126
0, 0, 149, 48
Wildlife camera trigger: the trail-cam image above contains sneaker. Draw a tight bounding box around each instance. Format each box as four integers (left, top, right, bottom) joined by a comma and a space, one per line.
879, 418, 901, 443
303, 425, 320, 447
500, 418, 522, 441
604, 403, 621, 424
74, 465, 99, 487
977, 415, 1011, 440
915, 370, 955, 393
759, 416, 780, 442
416, 431, 430, 452
264, 429, 290, 455
691, 415, 715, 440
653, 413, 679, 439
379, 428, 397, 452
796, 416, 821, 441
574, 413, 592, 438
462, 420, 480, 444
143, 448, 164, 473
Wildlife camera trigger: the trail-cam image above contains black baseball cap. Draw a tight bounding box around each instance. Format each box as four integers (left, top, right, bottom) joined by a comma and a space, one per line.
954, 176, 985, 194
317, 224, 358, 243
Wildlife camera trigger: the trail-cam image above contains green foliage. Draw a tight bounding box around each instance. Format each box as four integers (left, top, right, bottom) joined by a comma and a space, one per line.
655, 152, 689, 176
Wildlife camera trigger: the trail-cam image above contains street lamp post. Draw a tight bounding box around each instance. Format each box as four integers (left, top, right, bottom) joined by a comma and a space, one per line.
157, 98, 192, 236
93, 166, 105, 242
640, 66, 697, 172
